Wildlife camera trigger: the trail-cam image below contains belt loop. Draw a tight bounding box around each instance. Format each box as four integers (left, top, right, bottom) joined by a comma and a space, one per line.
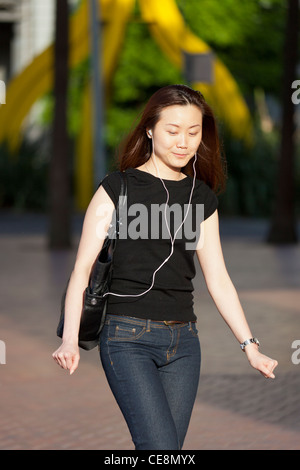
146, 319, 151, 332
188, 321, 192, 330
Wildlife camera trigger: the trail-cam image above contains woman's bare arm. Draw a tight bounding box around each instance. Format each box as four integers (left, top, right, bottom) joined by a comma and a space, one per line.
196, 210, 278, 378
52, 185, 115, 374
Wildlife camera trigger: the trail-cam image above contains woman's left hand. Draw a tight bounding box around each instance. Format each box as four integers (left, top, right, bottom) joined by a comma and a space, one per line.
245, 346, 278, 379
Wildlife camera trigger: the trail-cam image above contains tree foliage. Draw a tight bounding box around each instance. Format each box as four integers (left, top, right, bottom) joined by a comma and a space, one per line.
177, 0, 287, 97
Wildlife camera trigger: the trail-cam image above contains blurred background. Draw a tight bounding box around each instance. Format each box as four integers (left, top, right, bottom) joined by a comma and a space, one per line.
0, 0, 299, 244
0, 0, 300, 451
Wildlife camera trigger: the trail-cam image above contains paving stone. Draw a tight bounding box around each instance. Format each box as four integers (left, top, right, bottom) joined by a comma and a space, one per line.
0, 213, 299, 450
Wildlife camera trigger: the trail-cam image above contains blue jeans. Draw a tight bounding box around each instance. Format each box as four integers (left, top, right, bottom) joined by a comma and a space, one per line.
99, 314, 201, 450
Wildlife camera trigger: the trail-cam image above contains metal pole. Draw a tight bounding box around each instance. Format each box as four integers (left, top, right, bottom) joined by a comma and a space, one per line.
89, 0, 106, 189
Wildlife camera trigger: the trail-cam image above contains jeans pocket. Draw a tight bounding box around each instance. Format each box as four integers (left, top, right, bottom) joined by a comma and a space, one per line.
109, 322, 146, 341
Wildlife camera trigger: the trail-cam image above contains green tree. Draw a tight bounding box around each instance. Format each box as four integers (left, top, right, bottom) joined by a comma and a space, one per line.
177, 0, 286, 98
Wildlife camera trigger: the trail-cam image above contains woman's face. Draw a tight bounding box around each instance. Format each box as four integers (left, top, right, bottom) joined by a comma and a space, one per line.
149, 104, 203, 172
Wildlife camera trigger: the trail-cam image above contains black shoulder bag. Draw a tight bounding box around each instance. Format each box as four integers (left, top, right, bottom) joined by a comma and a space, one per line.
57, 171, 127, 350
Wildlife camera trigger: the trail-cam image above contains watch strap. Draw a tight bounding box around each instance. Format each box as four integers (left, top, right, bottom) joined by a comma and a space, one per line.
240, 337, 260, 351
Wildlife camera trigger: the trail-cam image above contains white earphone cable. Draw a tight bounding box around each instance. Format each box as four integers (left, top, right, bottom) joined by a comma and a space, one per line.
103, 137, 197, 299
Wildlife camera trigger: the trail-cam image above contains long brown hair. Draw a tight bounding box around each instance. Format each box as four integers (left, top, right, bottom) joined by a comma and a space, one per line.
117, 84, 227, 193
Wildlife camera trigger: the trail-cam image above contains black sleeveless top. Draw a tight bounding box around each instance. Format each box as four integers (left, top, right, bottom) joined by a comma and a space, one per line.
101, 168, 218, 322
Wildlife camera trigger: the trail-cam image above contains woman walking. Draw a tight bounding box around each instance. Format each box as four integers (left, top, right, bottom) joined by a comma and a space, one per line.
53, 85, 278, 450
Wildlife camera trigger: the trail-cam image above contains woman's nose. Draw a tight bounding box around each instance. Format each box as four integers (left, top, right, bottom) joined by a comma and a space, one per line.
177, 134, 188, 148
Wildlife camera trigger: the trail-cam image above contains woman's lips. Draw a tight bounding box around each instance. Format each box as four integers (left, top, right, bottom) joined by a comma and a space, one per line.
172, 152, 188, 157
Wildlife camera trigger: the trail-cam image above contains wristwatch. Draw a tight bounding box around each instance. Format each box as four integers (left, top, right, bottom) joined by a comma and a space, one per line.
240, 337, 260, 351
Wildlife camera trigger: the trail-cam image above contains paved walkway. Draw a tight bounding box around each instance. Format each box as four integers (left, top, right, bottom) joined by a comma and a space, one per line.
0, 211, 300, 450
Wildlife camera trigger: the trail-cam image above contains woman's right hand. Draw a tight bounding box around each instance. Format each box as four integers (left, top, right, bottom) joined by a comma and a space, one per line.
52, 341, 80, 375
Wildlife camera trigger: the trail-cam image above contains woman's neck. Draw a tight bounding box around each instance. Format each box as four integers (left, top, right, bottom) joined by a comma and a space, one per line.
141, 157, 186, 181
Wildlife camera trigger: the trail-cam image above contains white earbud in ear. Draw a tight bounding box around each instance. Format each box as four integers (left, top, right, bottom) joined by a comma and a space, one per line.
148, 130, 152, 138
